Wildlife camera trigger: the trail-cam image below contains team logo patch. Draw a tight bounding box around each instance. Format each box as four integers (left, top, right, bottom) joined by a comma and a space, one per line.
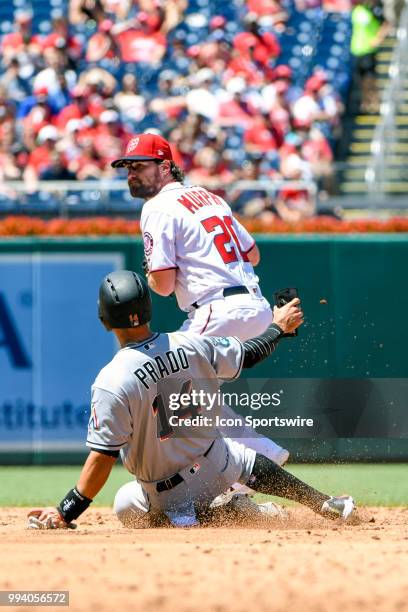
210, 337, 230, 348
190, 463, 200, 474
129, 312, 139, 327
89, 402, 99, 431
126, 137, 140, 154
143, 231, 154, 256
62, 498, 75, 512
157, 149, 164, 156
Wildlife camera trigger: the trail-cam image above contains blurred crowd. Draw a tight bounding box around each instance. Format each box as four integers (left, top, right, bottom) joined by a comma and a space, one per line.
0, 0, 350, 221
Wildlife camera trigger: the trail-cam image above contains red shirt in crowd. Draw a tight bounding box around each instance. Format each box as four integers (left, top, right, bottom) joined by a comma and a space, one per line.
269, 106, 291, 139
40, 32, 82, 58
218, 98, 257, 128
1, 32, 42, 52
244, 119, 278, 152
302, 136, 333, 163
117, 29, 166, 63
278, 187, 310, 202
226, 56, 266, 85
55, 104, 84, 129
233, 31, 280, 67
247, 0, 283, 16
93, 125, 130, 165
27, 146, 63, 174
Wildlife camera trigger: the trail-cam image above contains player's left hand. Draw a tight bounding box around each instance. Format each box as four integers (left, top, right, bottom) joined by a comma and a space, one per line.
273, 297, 304, 334
27, 507, 76, 530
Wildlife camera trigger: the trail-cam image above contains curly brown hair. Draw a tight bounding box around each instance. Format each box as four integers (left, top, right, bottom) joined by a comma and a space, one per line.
170, 161, 185, 182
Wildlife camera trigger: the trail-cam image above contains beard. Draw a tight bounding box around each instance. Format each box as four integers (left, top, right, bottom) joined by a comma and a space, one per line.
128, 181, 158, 199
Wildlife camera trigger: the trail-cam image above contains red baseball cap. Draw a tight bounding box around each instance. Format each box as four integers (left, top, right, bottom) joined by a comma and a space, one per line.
272, 65, 292, 80
305, 75, 324, 92
210, 15, 226, 29
111, 133, 173, 168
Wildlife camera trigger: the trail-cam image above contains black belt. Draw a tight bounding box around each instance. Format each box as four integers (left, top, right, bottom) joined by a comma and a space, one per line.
156, 441, 215, 493
191, 286, 249, 309
156, 472, 184, 493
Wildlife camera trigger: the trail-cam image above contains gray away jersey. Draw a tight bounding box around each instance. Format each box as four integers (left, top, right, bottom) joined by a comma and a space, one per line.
86, 332, 244, 482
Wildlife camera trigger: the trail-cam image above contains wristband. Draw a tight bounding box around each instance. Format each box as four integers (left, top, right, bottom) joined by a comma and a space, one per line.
57, 487, 92, 523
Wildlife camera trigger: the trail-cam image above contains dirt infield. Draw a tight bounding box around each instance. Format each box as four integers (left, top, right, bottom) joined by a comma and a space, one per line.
1, 507, 408, 612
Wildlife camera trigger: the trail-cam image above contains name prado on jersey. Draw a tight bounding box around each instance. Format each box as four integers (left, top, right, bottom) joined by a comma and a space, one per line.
87, 330, 244, 480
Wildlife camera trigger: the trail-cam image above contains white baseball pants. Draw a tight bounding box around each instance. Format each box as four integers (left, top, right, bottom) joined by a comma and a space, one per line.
179, 292, 289, 469
114, 437, 256, 528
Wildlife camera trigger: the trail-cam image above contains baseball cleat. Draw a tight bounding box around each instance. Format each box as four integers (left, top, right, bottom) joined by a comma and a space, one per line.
256, 501, 288, 518
210, 488, 240, 509
228, 493, 264, 517
212, 493, 287, 519
320, 495, 356, 520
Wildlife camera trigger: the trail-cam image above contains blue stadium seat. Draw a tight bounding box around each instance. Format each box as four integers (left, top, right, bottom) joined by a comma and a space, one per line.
225, 149, 246, 166
106, 191, 142, 215
0, 21, 13, 33
19, 192, 59, 214
0, 194, 18, 214
299, 21, 313, 32
38, 20, 52, 33
326, 57, 340, 70
334, 31, 347, 44
289, 57, 302, 70
64, 190, 107, 215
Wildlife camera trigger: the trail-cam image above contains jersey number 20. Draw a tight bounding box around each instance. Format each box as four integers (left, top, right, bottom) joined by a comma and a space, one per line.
201, 215, 248, 264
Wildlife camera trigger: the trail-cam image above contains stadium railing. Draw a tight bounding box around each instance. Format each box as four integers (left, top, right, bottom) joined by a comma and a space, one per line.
366, 0, 408, 198
0, 179, 317, 217
1, 172, 408, 218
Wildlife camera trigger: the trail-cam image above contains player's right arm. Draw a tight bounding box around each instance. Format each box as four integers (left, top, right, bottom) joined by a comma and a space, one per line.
27, 384, 132, 529
230, 215, 260, 265
27, 450, 117, 529
148, 268, 176, 296
141, 210, 178, 295
246, 243, 260, 266
77, 449, 117, 499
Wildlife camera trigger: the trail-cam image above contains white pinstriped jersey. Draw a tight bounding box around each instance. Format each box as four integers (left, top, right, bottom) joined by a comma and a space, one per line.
141, 182, 261, 312
86, 331, 243, 482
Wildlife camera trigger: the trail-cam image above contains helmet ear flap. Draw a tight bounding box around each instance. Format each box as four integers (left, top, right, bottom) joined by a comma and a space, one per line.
98, 270, 152, 329
98, 300, 111, 331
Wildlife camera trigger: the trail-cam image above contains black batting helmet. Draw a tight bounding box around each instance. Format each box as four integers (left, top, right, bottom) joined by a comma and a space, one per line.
98, 270, 152, 330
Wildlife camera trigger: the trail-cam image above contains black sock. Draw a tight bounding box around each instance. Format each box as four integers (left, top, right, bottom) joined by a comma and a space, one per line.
246, 454, 329, 513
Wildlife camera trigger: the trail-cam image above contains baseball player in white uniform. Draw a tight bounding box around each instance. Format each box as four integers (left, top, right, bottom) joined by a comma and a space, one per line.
110, 133, 290, 483
27, 271, 355, 530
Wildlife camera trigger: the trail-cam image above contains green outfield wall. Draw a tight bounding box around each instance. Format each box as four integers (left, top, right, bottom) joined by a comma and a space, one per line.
0, 235, 407, 463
